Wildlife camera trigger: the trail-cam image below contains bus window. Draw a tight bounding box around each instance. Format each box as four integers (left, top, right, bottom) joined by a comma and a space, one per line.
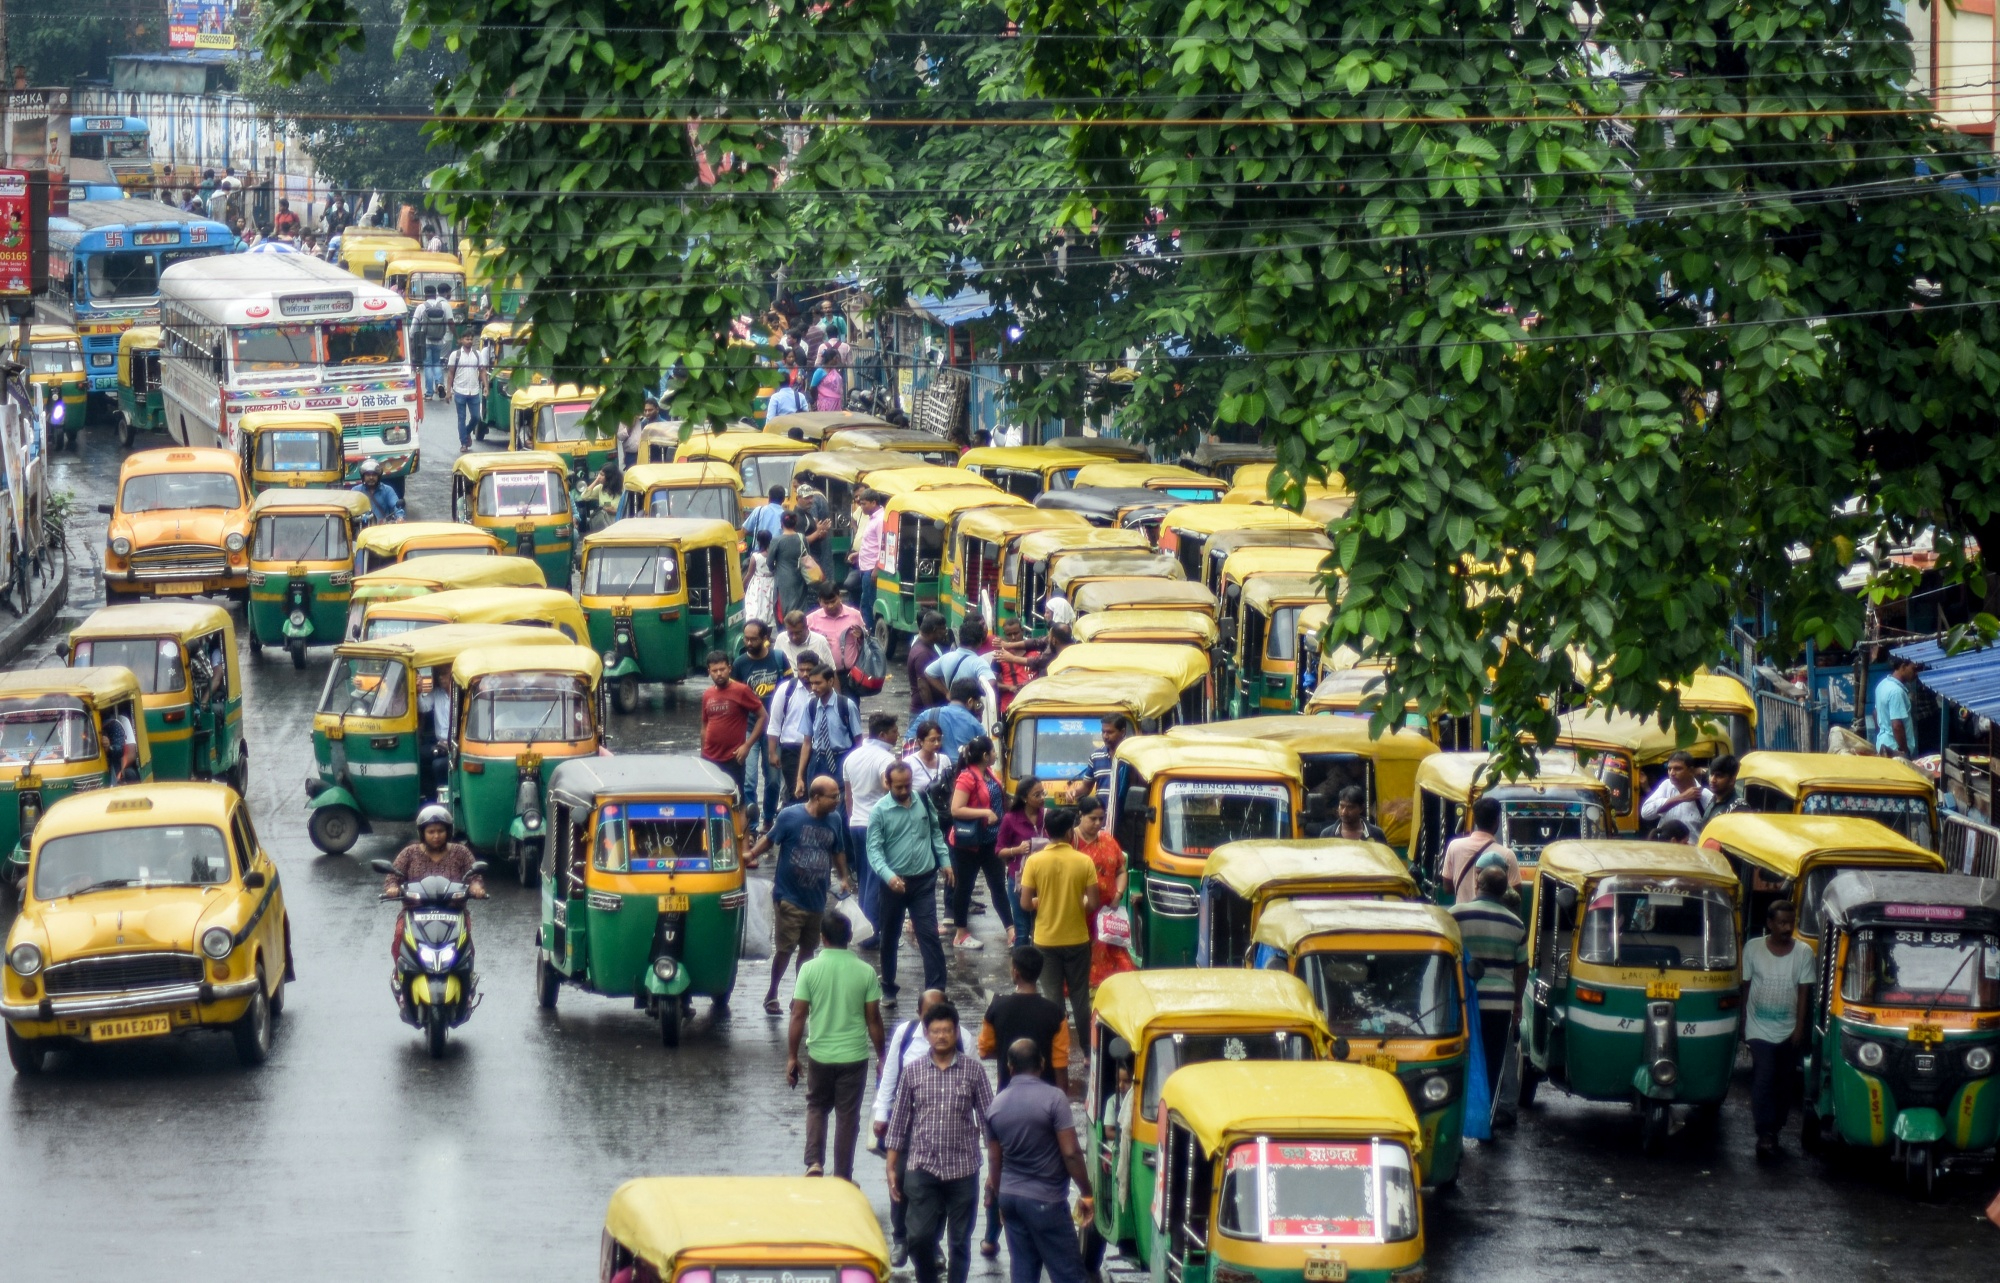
235, 325, 317, 374
86, 252, 160, 302
324, 320, 404, 366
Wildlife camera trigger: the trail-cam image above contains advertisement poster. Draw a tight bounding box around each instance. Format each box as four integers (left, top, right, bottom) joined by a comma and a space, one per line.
0, 171, 33, 297
5, 89, 68, 216
169, 0, 238, 50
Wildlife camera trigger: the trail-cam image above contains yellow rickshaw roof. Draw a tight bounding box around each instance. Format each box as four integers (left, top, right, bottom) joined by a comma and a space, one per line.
481, 320, 524, 340
885, 488, 1027, 519
238, 409, 345, 434
1553, 707, 1733, 763
248, 488, 374, 518
1163, 505, 1319, 539
356, 522, 506, 555
453, 643, 603, 686
1735, 751, 1936, 797
870, 466, 999, 496
1227, 463, 1352, 497
1073, 461, 1225, 490
1301, 495, 1350, 524
585, 517, 740, 551
509, 382, 601, 410
1052, 550, 1184, 591
34, 782, 239, 846
1072, 610, 1220, 647
823, 427, 955, 453
451, 449, 570, 479
351, 554, 544, 590
25, 325, 80, 343
69, 602, 233, 642
1006, 671, 1185, 722
678, 432, 809, 462
384, 251, 466, 272
959, 446, 1103, 472
620, 462, 744, 493
1696, 813, 1943, 877
1015, 526, 1152, 562
1220, 482, 1349, 507
1072, 579, 1218, 613
1204, 838, 1415, 899
1682, 673, 1757, 720
0, 664, 144, 703
1241, 574, 1327, 614
1222, 545, 1331, 583
1161, 1061, 1421, 1152
1169, 715, 1438, 764
1251, 899, 1461, 954
119, 446, 236, 477
1414, 750, 1604, 800
336, 623, 579, 669
368, 585, 582, 623
1296, 601, 1333, 633
605, 1176, 889, 1274
118, 325, 163, 353
764, 411, 896, 440
1112, 734, 1304, 781
954, 505, 1090, 545
793, 450, 929, 484
1539, 839, 1737, 885
1047, 642, 1210, 692
1093, 969, 1326, 1041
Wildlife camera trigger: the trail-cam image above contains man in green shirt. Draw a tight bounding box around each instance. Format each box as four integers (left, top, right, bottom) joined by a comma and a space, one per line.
868, 761, 954, 998
788, 910, 886, 1180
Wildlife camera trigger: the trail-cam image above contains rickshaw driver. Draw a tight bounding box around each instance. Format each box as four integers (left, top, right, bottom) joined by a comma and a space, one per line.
417, 665, 452, 799
101, 705, 140, 783
381, 804, 488, 980
353, 458, 406, 524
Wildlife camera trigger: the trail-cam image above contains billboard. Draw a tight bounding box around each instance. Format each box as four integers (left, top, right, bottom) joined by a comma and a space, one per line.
0, 171, 35, 296
169, 0, 239, 51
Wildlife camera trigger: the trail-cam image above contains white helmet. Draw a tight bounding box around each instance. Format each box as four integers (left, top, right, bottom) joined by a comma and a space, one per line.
415, 804, 452, 833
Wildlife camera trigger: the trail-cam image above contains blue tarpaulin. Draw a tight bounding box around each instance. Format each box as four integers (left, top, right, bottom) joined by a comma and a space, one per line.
1890, 639, 2000, 720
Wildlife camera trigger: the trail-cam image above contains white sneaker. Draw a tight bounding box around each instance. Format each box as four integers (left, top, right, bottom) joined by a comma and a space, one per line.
955, 936, 983, 950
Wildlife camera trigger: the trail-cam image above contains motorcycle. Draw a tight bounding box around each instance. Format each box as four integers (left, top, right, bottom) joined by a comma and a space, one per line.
372, 859, 484, 1058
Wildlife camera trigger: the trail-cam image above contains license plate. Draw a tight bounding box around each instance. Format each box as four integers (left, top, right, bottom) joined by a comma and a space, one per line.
658, 894, 690, 913
155, 581, 204, 595
1647, 980, 1681, 1000
1909, 1021, 1944, 1044
90, 1013, 171, 1042
1364, 1051, 1398, 1073
1304, 1252, 1346, 1282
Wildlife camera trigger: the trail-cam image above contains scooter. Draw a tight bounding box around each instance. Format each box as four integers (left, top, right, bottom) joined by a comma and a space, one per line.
372, 859, 484, 1059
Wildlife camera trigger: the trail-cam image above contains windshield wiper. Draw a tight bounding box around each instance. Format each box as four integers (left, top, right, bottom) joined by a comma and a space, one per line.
60, 877, 147, 899
1919, 944, 1982, 1024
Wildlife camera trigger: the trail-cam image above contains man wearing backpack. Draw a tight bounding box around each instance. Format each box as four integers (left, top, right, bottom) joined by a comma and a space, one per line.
798, 665, 864, 800
443, 330, 491, 451
416, 289, 451, 401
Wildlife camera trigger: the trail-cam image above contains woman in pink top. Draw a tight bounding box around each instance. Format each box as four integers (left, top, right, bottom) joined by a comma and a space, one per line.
814, 349, 846, 411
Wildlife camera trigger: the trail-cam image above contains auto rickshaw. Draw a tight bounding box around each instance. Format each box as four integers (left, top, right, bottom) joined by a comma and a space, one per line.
958, 444, 1102, 499
344, 553, 547, 640
1014, 526, 1152, 630
544, 756, 749, 1044
112, 325, 166, 447
1073, 460, 1229, 502
1409, 751, 1614, 906
480, 319, 539, 434
510, 383, 615, 484
786, 450, 930, 580
616, 463, 744, 524
1300, 640, 1476, 745
821, 425, 957, 464
1196, 838, 1420, 967
1160, 505, 1321, 582
1181, 441, 1277, 478
1216, 544, 1330, 619
1803, 870, 2000, 1194
1518, 840, 1744, 1152
450, 644, 604, 884
244, 489, 373, 667
1699, 812, 1944, 946
450, 450, 579, 587
1050, 547, 1187, 604
1073, 609, 1220, 648
1250, 901, 1470, 1187
999, 671, 1185, 797
599, 1176, 889, 1283
354, 521, 507, 573
581, 518, 745, 713
1554, 706, 1735, 832
943, 505, 1092, 631
1172, 715, 1440, 853
14, 325, 86, 443
0, 667, 152, 890
64, 603, 245, 792
1149, 1061, 1426, 1281
1032, 487, 1189, 541
1048, 432, 1149, 462
237, 410, 348, 495
764, 409, 895, 443
873, 487, 1028, 647
355, 585, 589, 644
1738, 751, 1940, 850
1198, 526, 1335, 598
1085, 969, 1330, 1263
1072, 577, 1221, 620
1220, 574, 1327, 718
1108, 736, 1305, 968
1047, 642, 1216, 726
1224, 462, 1353, 507
337, 230, 420, 281
674, 429, 813, 512
383, 250, 468, 313
307, 624, 577, 854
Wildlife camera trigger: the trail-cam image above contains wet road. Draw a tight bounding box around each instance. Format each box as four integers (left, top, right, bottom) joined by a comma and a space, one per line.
4, 402, 1997, 1280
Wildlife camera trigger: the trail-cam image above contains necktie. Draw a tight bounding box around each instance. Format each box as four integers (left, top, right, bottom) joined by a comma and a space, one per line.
813, 697, 837, 757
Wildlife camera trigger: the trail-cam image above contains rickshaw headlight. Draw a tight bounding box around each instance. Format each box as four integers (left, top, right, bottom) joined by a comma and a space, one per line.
289, 609, 308, 628
1421, 1074, 1451, 1104
110, 537, 131, 557
225, 533, 246, 553
1856, 1041, 1887, 1070
201, 927, 234, 960
1966, 1046, 1994, 1074
652, 956, 678, 982
1650, 1058, 1678, 1087
7, 943, 42, 977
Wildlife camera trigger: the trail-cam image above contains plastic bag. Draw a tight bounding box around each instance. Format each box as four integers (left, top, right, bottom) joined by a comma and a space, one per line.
742, 877, 775, 959
1095, 904, 1132, 949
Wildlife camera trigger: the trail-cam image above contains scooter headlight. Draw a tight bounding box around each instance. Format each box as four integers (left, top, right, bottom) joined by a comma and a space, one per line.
1966, 1046, 1994, 1074
652, 956, 678, 982
1856, 1041, 1886, 1070
201, 927, 234, 960
417, 943, 457, 971
225, 533, 247, 553
8, 942, 43, 977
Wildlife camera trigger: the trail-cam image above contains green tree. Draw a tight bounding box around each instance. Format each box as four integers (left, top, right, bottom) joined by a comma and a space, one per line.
8, 7, 161, 86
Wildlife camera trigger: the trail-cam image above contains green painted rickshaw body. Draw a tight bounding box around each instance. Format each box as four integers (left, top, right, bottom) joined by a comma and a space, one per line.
543, 884, 744, 1000
1088, 1126, 1161, 1261
117, 383, 166, 434
586, 606, 695, 684
873, 571, 937, 636
1817, 1018, 2000, 1153
314, 731, 423, 824
248, 571, 351, 648
1535, 979, 1738, 1104
1408, 1066, 1467, 1185
1131, 871, 1201, 970
508, 526, 574, 590
453, 751, 575, 854
1, 771, 120, 876
144, 696, 242, 783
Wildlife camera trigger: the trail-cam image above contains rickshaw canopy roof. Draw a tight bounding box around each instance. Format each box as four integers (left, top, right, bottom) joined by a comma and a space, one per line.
1072, 579, 1218, 614
1736, 751, 1936, 798
1696, 813, 1942, 878
954, 505, 1090, 545
1092, 968, 1328, 1042
1052, 550, 1185, 593
1045, 434, 1149, 461
584, 517, 741, 553
1072, 610, 1220, 647
1251, 899, 1462, 954
1007, 671, 1185, 723
765, 410, 895, 441
604, 1176, 889, 1275
509, 382, 600, 410
1169, 715, 1439, 765
793, 450, 927, 484
356, 522, 507, 556
451, 449, 569, 480
1073, 461, 1225, 491
1226, 462, 1349, 496
1295, 601, 1333, 634
117, 325, 163, 354
1163, 505, 1319, 539
674, 432, 801, 463
884, 488, 1027, 520
453, 643, 602, 687
620, 462, 744, 494
0, 664, 144, 704
1241, 574, 1327, 614
1205, 527, 1336, 564
1221, 546, 1332, 584
1553, 707, 1734, 763
959, 445, 1103, 473
1414, 750, 1604, 801
384, 250, 466, 273
34, 782, 240, 848
249, 488, 373, 519
368, 585, 584, 626
481, 320, 524, 341
870, 466, 999, 496
1047, 642, 1209, 693
1033, 487, 1185, 519
824, 427, 955, 453
1682, 673, 1757, 721
351, 554, 544, 592
1301, 495, 1351, 525
1203, 838, 1416, 899
335, 623, 578, 670
1112, 733, 1304, 781
1015, 525, 1151, 562
69, 602, 232, 643
1820, 870, 2000, 934
1221, 480, 1350, 507
550, 754, 739, 810
1538, 839, 1737, 886
1186, 442, 1277, 471
1160, 1061, 1421, 1153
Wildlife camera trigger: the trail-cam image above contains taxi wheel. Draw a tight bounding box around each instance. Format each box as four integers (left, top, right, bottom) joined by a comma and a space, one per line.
6, 1025, 46, 1076
233, 964, 273, 1067
659, 998, 682, 1049
308, 804, 361, 856
612, 674, 640, 715
536, 953, 560, 1010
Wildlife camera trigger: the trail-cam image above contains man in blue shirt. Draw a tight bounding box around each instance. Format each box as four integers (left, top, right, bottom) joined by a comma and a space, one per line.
352, 458, 404, 523
748, 776, 855, 1014
925, 618, 996, 696
742, 485, 788, 547
1874, 657, 1919, 759
915, 678, 986, 763
1085, 714, 1131, 804
768, 371, 809, 420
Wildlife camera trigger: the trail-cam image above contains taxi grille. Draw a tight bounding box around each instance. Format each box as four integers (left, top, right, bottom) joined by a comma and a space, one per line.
129, 544, 229, 580
43, 953, 204, 995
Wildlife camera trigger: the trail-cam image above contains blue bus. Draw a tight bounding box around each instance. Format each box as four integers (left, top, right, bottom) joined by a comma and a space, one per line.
41, 200, 240, 417
68, 115, 157, 194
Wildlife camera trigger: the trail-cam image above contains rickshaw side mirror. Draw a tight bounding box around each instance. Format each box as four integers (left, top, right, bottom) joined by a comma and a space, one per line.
1108, 1036, 1133, 1063
1466, 958, 1486, 980
1123, 785, 1154, 822
54, 639, 69, 660
1330, 1036, 1350, 1062
1555, 884, 1578, 912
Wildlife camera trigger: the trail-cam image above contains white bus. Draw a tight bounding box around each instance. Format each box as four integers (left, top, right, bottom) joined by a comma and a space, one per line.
158, 255, 420, 492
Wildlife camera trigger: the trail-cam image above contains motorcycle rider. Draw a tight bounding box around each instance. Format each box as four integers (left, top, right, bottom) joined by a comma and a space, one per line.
352, 458, 405, 524
382, 805, 486, 998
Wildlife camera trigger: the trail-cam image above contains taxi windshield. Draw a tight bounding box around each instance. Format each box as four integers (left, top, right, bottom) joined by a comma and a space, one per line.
120, 470, 242, 513
1579, 876, 1738, 971
1296, 950, 1461, 1039
463, 673, 593, 743
585, 545, 681, 595
1841, 927, 2000, 1009
1141, 1030, 1312, 1120
1160, 780, 1291, 857
476, 470, 565, 517
71, 636, 185, 694
538, 401, 594, 443
34, 824, 232, 899
1218, 1139, 1418, 1245
255, 512, 351, 562
318, 655, 410, 718
256, 428, 339, 473
1802, 790, 1934, 850
0, 698, 99, 763
648, 487, 736, 522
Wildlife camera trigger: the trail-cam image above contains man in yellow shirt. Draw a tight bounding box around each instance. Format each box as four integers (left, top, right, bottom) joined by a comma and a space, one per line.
1019, 808, 1101, 1057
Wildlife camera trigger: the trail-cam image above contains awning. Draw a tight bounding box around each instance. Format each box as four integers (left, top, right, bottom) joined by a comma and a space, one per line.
1891, 639, 2000, 719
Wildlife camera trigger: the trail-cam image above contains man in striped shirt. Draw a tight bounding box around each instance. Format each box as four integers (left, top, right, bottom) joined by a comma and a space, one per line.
1449, 863, 1528, 1096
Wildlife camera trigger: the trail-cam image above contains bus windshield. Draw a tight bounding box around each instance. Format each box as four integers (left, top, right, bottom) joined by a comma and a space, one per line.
120, 471, 242, 512
235, 324, 318, 373
86, 251, 161, 302
324, 319, 405, 366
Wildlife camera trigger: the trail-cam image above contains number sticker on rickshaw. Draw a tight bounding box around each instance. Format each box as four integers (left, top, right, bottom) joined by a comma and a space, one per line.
716, 1270, 836, 1283
1303, 1253, 1347, 1282
1362, 1051, 1398, 1073
1646, 980, 1681, 1000
1908, 1021, 1945, 1044
658, 894, 691, 913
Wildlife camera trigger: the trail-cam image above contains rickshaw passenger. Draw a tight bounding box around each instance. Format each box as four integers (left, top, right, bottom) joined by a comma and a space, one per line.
579, 461, 622, 531
1639, 750, 1709, 832
1320, 785, 1388, 843
101, 706, 140, 782
353, 458, 405, 523
417, 665, 450, 798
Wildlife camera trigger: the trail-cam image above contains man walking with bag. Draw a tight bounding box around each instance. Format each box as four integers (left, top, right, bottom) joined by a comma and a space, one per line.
867, 761, 953, 999
443, 330, 490, 450
787, 911, 885, 1181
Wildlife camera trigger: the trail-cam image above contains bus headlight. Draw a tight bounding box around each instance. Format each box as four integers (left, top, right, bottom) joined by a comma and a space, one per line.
383, 425, 411, 445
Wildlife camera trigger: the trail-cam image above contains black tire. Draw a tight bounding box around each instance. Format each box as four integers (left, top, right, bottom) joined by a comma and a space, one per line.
1801, 1106, 1824, 1156
233, 965, 273, 1067
426, 1007, 448, 1059
307, 804, 361, 855
6, 1025, 46, 1075
116, 411, 133, 449
226, 744, 249, 799
247, 632, 263, 656
536, 954, 560, 1010
517, 833, 540, 887
612, 673, 640, 714
1639, 1101, 1670, 1155
289, 637, 308, 670
659, 998, 682, 1048
1515, 1048, 1540, 1108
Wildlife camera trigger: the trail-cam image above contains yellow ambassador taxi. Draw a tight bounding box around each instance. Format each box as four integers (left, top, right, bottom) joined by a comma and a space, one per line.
4, 783, 292, 1074
101, 447, 254, 601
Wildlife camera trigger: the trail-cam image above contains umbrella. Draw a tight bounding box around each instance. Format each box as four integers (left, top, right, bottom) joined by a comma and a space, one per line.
247, 240, 298, 254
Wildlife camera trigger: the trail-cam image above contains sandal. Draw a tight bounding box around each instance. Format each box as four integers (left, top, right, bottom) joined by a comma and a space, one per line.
764, 997, 782, 1015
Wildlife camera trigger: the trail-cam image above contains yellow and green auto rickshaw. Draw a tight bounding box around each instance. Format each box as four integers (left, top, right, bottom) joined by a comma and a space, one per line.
873, 487, 1028, 648
383, 250, 468, 313
616, 462, 745, 524
1072, 577, 1221, 621
1047, 641, 1216, 726
1159, 505, 1321, 583
822, 425, 957, 465
942, 505, 1092, 632
1073, 460, 1230, 503
1109, 735, 1305, 968
599, 1175, 889, 1283
1195, 838, 1419, 967
544, 756, 749, 1044
15, 325, 86, 444
675, 429, 813, 513
1554, 705, 1735, 833
1050, 546, 1188, 605
354, 585, 589, 644
244, 488, 373, 667
450, 644, 604, 885
1182, 441, 1277, 478
1298, 614, 1485, 749
112, 325, 166, 448
1250, 901, 1470, 1187
866, 465, 1000, 499
337, 230, 421, 281
510, 383, 614, 484
1409, 751, 1614, 906
1803, 870, 2000, 1194
64, 603, 244, 792
1699, 812, 1944, 946
581, 518, 746, 713
999, 671, 1185, 799
958, 444, 1103, 500
635, 420, 690, 466
480, 319, 539, 435
306, 624, 576, 855
1014, 526, 1153, 631
1737, 751, 1940, 850
0, 667, 153, 890
354, 521, 507, 574
1219, 574, 1327, 719
344, 553, 547, 641
1197, 526, 1335, 599
764, 409, 896, 443
450, 450, 579, 587
1518, 840, 1744, 1153
1149, 1061, 1426, 1283
1072, 609, 1220, 649
237, 410, 348, 496
1084, 969, 1330, 1264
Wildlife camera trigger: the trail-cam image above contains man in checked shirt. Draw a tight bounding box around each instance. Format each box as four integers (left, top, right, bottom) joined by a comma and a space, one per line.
886, 1000, 995, 1283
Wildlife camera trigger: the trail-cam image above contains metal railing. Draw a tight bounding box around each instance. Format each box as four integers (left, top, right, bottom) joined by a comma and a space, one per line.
1755, 687, 1827, 753
1941, 812, 2000, 878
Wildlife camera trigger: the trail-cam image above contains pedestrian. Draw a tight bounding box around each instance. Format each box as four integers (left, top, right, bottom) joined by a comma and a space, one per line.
874, 989, 961, 1266
745, 529, 778, 631
699, 649, 767, 801
854, 489, 887, 629
868, 761, 954, 998
786, 910, 885, 1180
777, 607, 838, 675
351, 457, 405, 523
1700, 754, 1747, 837
815, 347, 847, 411
1073, 796, 1133, 987
415, 288, 451, 399
985, 1040, 1094, 1283
1439, 796, 1521, 904
743, 484, 789, 548
1042, 586, 1076, 630
1083, 714, 1130, 806
917, 678, 987, 765
979, 948, 1069, 1088
1448, 863, 1527, 1097
1318, 784, 1389, 842
733, 619, 791, 833
1874, 656, 1920, 759
886, 1001, 993, 1283
990, 618, 1041, 715
1742, 900, 1815, 1159
749, 774, 855, 1014
808, 579, 867, 687
905, 721, 951, 797
844, 711, 903, 949
997, 778, 1048, 941
1639, 750, 1710, 834
908, 612, 950, 713
1019, 807, 1099, 1053
795, 482, 833, 571
772, 510, 811, 618
273, 199, 300, 238
444, 331, 490, 449
948, 736, 1015, 950
926, 618, 997, 697
576, 460, 621, 531
767, 652, 823, 809
799, 665, 864, 799
768, 369, 809, 420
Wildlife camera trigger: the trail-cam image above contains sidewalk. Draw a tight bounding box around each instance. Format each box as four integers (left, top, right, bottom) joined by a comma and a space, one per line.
0, 539, 68, 662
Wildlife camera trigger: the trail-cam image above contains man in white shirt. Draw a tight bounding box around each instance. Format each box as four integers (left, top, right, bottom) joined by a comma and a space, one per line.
872, 988, 962, 1267
776, 608, 837, 675
1639, 751, 1710, 834
844, 712, 902, 952
444, 332, 490, 449
767, 653, 825, 808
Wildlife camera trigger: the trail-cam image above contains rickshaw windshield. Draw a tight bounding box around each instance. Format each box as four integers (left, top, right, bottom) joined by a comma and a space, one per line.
27, 344, 83, 375
318, 656, 410, 718
594, 801, 738, 873
1013, 716, 1101, 782
403, 544, 492, 560
1141, 1030, 1312, 1120
256, 513, 351, 562
585, 545, 682, 595
741, 454, 802, 494
120, 471, 243, 513
1841, 926, 2000, 1009
476, 470, 565, 517
71, 636, 185, 694
1578, 876, 1738, 971
360, 616, 430, 641
1268, 606, 1301, 660
408, 271, 460, 297
1298, 950, 1462, 1039
463, 673, 593, 743
649, 487, 737, 522
0, 699, 98, 763
1218, 1139, 1418, 1245
1802, 790, 1935, 849
1496, 795, 1607, 864
33, 825, 231, 900
538, 401, 593, 443
1160, 780, 1292, 858
256, 428, 341, 473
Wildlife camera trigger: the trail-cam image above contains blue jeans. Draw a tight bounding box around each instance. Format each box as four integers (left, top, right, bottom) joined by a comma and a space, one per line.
423, 343, 444, 395
999, 1194, 1088, 1283
857, 570, 878, 632
455, 392, 481, 446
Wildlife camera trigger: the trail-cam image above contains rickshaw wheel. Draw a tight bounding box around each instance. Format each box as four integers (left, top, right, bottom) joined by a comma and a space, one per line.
535, 954, 560, 1009
1904, 1144, 1939, 1199
288, 637, 308, 670
308, 804, 361, 855
873, 613, 898, 662
1639, 1101, 1671, 1155
1514, 1049, 1540, 1108
226, 745, 250, 798
516, 835, 540, 886
612, 674, 641, 714
658, 998, 682, 1048
247, 632, 263, 656
1800, 1107, 1825, 1156
116, 412, 133, 449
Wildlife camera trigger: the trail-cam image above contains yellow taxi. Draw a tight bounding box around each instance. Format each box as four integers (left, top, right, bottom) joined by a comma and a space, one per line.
101, 447, 253, 600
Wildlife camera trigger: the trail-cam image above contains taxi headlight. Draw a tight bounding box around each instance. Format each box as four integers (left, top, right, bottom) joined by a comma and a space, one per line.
1856, 1041, 1886, 1070
1967, 1046, 1994, 1074
1421, 1074, 1451, 1104
225, 533, 247, 553
110, 537, 131, 557
7, 942, 43, 977
652, 956, 678, 981
200, 927, 234, 960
